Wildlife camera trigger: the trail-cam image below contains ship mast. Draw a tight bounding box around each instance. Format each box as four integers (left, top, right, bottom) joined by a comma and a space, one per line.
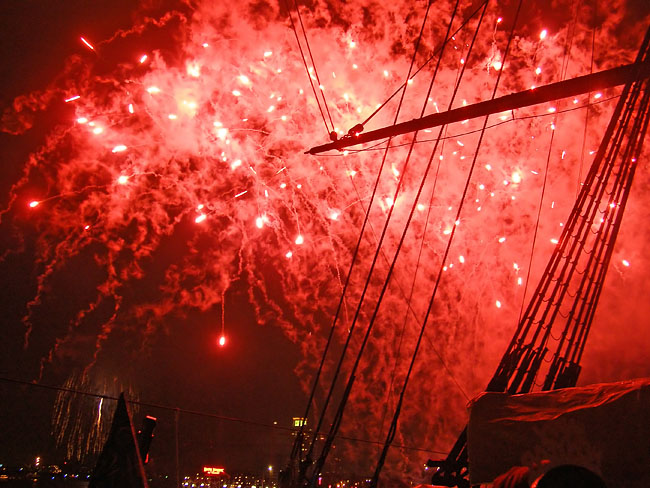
307, 62, 650, 155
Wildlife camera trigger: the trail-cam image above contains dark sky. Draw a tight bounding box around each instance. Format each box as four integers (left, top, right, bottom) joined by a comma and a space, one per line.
1, 0, 650, 484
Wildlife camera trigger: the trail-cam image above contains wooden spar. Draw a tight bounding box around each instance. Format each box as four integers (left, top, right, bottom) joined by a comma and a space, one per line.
306, 61, 650, 155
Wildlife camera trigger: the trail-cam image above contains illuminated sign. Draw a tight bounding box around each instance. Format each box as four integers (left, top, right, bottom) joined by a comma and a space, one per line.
293, 417, 307, 428
203, 467, 226, 476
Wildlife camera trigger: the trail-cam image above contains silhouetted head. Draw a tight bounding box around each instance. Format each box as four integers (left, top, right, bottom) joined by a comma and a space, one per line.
533, 464, 607, 488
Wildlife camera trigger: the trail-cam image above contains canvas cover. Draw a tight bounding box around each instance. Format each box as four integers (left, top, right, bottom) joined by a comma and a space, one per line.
467, 378, 650, 487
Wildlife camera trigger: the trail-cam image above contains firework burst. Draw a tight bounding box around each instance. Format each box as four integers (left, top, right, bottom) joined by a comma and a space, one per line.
2, 0, 650, 480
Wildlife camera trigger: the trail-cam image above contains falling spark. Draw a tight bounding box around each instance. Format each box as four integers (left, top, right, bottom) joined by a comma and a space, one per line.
64, 95, 81, 103
80, 36, 95, 51
96, 398, 103, 430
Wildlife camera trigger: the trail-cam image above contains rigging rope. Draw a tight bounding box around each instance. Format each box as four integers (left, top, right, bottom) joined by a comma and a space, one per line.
0, 376, 449, 456
284, 0, 332, 136
291, 4, 437, 477
530, 70, 644, 360
375, 0, 467, 442
516, 0, 584, 327
357, 0, 490, 132
547, 83, 649, 389
341, 149, 472, 412
577, 2, 598, 197
572, 74, 650, 367
3, 375, 300, 432
292, 0, 336, 132
371, 0, 518, 483
304, 2, 438, 483
426, 19, 650, 488
496, 22, 650, 392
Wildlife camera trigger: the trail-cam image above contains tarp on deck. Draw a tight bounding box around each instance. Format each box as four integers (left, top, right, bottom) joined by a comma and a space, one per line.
467, 378, 650, 487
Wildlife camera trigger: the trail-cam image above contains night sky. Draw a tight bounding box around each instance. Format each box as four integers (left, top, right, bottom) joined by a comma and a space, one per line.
1, 0, 650, 484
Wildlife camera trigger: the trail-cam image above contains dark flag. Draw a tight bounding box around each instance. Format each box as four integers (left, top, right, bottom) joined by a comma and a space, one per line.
89, 393, 149, 488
